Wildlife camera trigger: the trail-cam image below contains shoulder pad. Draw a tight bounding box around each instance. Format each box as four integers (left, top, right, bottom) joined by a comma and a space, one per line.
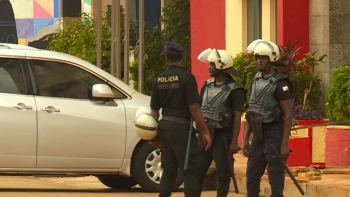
268, 72, 288, 84
272, 72, 288, 81
206, 78, 215, 85
255, 72, 263, 79
227, 82, 244, 90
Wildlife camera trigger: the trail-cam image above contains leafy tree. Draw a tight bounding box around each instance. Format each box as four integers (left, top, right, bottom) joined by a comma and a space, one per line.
47, 7, 138, 75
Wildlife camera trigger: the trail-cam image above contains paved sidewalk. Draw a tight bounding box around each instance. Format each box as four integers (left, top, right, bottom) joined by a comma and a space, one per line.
229, 153, 350, 197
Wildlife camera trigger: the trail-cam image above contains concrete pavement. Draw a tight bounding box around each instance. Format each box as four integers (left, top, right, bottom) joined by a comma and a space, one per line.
227, 153, 350, 197
1, 154, 350, 196
0, 175, 246, 197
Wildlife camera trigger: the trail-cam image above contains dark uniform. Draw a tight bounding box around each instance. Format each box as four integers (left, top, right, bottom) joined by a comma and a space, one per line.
197, 77, 245, 197
150, 42, 201, 197
246, 71, 292, 197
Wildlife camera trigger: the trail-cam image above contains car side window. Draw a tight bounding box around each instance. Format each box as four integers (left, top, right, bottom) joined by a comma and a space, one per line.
31, 60, 127, 99
0, 58, 28, 94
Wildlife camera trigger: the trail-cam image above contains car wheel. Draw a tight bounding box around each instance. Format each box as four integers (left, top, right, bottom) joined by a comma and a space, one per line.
132, 142, 183, 192
97, 174, 137, 189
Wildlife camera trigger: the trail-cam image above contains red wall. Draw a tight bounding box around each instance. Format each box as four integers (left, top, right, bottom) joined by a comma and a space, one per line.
277, 0, 310, 59
326, 128, 350, 166
190, 0, 226, 91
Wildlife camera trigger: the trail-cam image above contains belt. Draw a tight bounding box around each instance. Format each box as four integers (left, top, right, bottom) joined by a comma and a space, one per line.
162, 115, 191, 124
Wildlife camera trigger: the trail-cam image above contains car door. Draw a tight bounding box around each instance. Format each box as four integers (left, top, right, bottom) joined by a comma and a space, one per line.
30, 59, 127, 169
0, 55, 37, 168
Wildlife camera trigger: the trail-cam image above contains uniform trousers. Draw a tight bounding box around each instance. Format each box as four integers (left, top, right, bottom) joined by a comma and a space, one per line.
197, 128, 233, 197
246, 129, 285, 197
158, 126, 199, 197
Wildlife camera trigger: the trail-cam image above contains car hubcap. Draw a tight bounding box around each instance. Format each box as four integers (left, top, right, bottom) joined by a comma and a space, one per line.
145, 148, 162, 184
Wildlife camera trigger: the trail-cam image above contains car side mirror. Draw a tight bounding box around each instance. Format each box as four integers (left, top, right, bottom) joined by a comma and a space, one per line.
92, 84, 114, 101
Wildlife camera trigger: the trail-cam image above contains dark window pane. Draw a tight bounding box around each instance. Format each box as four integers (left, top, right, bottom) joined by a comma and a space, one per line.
0, 58, 26, 94
247, 0, 262, 44
31, 60, 126, 99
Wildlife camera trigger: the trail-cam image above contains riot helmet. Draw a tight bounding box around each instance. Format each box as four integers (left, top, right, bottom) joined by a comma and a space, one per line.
197, 48, 242, 77
134, 107, 158, 140
252, 40, 280, 62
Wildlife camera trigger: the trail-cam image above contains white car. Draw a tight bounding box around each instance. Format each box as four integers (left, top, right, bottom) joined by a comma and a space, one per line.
0, 43, 183, 191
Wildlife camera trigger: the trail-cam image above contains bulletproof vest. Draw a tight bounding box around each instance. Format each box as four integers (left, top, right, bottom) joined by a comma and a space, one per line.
201, 78, 243, 128
247, 72, 287, 123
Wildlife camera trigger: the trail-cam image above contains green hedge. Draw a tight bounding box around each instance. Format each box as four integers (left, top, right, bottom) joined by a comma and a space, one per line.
327, 65, 350, 122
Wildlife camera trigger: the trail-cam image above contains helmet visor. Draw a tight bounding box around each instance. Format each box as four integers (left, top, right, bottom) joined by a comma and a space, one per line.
221, 67, 242, 77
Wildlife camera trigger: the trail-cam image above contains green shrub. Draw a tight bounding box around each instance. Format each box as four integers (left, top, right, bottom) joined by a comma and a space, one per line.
327, 65, 350, 122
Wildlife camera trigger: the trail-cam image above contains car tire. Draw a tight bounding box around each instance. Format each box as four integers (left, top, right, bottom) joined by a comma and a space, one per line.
97, 174, 137, 189
132, 142, 183, 192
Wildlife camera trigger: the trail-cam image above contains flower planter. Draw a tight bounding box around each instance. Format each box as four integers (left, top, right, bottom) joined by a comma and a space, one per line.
326, 125, 350, 166
287, 120, 328, 168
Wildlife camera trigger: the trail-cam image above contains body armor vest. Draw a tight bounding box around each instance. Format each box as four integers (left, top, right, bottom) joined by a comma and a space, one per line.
201, 78, 243, 128
247, 72, 287, 123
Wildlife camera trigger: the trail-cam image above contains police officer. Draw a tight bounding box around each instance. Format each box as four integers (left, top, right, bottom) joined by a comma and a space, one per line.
242, 40, 293, 197
196, 48, 246, 197
150, 41, 212, 197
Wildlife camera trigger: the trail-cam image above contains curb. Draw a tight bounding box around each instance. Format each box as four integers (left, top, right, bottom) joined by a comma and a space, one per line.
230, 169, 350, 196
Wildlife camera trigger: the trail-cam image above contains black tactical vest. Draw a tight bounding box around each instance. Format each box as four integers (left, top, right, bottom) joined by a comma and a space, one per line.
247, 72, 288, 123
201, 78, 243, 128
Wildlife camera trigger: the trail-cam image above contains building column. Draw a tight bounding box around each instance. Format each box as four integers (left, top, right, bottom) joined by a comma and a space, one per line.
225, 0, 247, 56
261, 0, 276, 42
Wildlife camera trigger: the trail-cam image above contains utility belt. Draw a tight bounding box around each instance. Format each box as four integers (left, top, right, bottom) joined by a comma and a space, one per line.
162, 115, 191, 124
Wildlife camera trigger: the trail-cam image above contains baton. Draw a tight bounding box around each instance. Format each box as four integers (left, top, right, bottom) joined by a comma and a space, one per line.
184, 117, 194, 171
223, 137, 239, 193
270, 144, 305, 195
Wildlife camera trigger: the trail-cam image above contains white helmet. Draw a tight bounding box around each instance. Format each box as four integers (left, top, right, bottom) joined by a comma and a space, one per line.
134, 107, 158, 140
247, 39, 264, 54
197, 48, 242, 77
252, 40, 280, 62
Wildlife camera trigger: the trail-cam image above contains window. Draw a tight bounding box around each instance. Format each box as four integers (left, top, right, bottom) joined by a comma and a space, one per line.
247, 0, 262, 44
0, 58, 29, 94
62, 0, 81, 17
136, 0, 161, 29
30, 60, 127, 99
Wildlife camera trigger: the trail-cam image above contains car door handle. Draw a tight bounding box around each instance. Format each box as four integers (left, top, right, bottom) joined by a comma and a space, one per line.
12, 103, 33, 110
41, 106, 60, 113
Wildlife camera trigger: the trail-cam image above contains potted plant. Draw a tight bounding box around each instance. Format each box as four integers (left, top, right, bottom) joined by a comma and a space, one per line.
325, 65, 350, 166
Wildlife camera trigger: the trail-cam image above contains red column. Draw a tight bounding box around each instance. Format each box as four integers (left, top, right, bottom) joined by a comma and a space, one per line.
190, 0, 226, 91
277, 0, 310, 58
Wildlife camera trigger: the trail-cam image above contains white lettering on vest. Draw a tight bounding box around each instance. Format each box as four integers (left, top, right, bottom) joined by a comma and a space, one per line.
157, 76, 179, 83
